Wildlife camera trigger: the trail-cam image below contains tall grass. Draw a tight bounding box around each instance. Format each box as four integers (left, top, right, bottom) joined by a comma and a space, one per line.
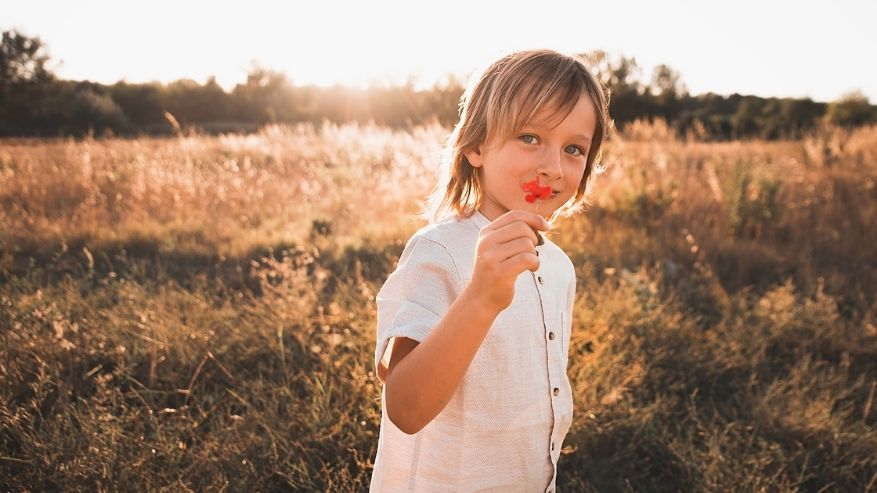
1, 122, 876, 491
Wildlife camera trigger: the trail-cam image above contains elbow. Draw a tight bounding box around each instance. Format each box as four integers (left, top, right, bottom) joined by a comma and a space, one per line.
388, 409, 423, 435
386, 382, 426, 435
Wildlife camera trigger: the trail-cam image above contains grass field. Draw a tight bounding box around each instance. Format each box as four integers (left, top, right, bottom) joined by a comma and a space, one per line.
2, 121, 876, 491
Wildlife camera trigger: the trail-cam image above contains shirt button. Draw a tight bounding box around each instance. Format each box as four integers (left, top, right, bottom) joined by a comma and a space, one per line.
553, 387, 559, 396
537, 275, 544, 284
551, 442, 555, 451
548, 331, 555, 340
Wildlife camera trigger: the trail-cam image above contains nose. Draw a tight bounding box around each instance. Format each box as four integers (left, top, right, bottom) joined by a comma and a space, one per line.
536, 147, 563, 182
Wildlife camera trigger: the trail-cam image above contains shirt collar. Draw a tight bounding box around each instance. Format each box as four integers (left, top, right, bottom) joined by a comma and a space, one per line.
469, 209, 491, 230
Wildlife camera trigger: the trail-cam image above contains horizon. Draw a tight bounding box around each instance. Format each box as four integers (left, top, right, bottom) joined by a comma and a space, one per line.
2, 0, 876, 104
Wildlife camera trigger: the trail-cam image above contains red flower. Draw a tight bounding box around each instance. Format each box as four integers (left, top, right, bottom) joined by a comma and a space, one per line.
522, 177, 552, 202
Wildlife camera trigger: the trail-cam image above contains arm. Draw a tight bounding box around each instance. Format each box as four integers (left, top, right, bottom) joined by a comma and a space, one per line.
385, 211, 550, 434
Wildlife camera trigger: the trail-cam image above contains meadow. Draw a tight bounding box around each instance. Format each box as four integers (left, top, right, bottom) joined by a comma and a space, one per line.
1, 121, 876, 492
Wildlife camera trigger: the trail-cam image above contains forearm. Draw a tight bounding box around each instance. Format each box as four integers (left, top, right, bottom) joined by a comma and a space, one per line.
385, 284, 499, 434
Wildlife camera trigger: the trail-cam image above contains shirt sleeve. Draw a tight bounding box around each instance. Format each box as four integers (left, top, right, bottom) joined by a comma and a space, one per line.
374, 235, 461, 380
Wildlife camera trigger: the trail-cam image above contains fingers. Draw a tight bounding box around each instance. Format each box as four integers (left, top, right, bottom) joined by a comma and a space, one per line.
480, 237, 540, 276
491, 237, 537, 262
490, 221, 539, 248
502, 250, 540, 273
483, 210, 550, 235
474, 210, 546, 281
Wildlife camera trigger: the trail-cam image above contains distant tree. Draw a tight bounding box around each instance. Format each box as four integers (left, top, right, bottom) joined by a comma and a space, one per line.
0, 29, 56, 134
162, 77, 232, 124
0, 29, 52, 90
231, 66, 297, 123
580, 51, 648, 128
27, 81, 127, 136
584, 50, 643, 96
649, 64, 687, 121
426, 74, 465, 126
65, 83, 129, 134
731, 96, 762, 138
759, 98, 789, 139
756, 98, 825, 139
110, 82, 165, 127
674, 93, 736, 140
778, 98, 823, 137
824, 91, 874, 127
650, 64, 687, 99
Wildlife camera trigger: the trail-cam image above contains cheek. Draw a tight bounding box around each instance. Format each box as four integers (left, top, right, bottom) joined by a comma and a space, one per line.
567, 163, 586, 187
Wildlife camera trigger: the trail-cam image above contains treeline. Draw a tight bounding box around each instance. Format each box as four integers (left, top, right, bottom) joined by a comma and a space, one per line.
2, 29, 875, 139
1, 70, 465, 136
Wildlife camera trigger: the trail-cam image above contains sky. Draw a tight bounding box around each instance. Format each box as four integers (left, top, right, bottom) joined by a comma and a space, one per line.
2, 0, 875, 103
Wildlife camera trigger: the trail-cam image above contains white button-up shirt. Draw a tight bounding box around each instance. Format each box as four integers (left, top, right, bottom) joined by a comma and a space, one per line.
371, 210, 576, 492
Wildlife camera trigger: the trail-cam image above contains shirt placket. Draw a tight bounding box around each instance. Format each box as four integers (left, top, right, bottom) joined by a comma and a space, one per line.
532, 266, 562, 493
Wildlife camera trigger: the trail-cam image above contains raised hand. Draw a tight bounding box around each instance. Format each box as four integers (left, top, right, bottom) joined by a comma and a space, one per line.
467, 210, 550, 313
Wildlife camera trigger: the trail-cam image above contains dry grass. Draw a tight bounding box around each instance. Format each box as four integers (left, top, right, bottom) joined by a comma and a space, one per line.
1, 121, 876, 491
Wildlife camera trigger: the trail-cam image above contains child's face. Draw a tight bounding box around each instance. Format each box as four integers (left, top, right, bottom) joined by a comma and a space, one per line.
465, 93, 597, 221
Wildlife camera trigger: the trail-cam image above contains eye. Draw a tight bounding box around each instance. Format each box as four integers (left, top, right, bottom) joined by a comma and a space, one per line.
565, 145, 586, 157
519, 134, 539, 145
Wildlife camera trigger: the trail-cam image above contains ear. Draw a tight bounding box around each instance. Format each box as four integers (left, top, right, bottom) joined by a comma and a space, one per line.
464, 145, 484, 168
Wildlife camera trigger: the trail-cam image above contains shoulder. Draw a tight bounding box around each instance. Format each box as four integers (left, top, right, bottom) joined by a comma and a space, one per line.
396, 213, 481, 282
408, 214, 480, 257
411, 213, 479, 245
394, 214, 479, 279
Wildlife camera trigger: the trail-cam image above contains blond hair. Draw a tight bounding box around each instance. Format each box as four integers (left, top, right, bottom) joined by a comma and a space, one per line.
424, 49, 611, 222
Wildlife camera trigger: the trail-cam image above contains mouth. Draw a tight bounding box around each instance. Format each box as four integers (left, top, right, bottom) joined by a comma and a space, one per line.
522, 177, 559, 202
